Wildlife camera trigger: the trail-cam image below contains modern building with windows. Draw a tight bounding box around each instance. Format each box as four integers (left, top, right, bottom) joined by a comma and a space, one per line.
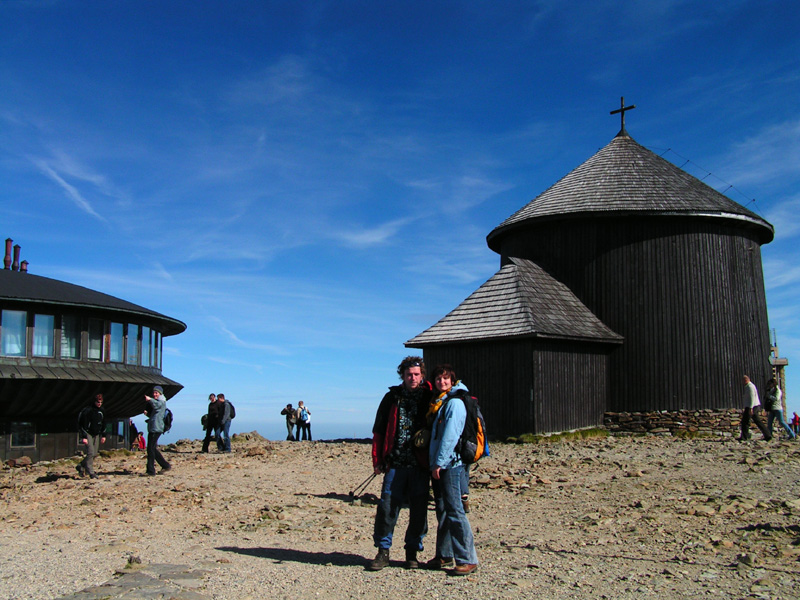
0, 239, 186, 462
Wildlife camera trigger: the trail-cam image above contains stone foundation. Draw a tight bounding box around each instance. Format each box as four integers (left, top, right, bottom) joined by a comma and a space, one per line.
604, 408, 742, 437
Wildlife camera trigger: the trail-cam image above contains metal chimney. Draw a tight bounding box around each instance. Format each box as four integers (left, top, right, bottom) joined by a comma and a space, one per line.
3, 238, 11, 270
12, 244, 20, 271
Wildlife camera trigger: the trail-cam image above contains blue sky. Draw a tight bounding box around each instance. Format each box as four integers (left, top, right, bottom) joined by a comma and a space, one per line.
2, 1, 799, 441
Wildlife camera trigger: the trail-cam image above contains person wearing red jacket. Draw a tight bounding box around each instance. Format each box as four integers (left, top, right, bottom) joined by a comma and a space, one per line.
367, 356, 432, 571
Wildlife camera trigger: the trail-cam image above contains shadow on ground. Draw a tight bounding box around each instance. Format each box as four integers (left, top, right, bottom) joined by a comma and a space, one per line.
217, 546, 367, 567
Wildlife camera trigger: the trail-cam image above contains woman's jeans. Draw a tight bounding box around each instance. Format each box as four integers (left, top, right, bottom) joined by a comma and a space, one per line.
432, 464, 478, 565
767, 410, 796, 439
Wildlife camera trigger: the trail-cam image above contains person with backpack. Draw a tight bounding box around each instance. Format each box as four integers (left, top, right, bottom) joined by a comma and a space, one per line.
295, 401, 312, 441
217, 393, 235, 453
76, 393, 106, 479
144, 385, 172, 475
765, 378, 795, 440
427, 364, 478, 576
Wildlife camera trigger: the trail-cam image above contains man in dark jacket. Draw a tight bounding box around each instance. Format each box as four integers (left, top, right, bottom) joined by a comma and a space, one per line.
201, 393, 221, 453
217, 393, 234, 453
367, 356, 432, 571
77, 394, 106, 479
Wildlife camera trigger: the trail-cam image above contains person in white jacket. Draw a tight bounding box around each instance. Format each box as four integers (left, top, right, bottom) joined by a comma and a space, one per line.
765, 378, 795, 440
739, 375, 771, 441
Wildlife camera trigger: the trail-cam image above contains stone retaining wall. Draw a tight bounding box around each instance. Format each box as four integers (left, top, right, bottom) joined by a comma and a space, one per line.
604, 409, 742, 436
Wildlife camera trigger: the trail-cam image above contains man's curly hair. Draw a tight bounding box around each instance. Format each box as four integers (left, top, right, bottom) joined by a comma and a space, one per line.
397, 355, 425, 379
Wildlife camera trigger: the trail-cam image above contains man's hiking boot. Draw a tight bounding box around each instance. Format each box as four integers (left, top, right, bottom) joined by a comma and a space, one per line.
368, 548, 390, 571
75, 464, 85, 478
425, 556, 454, 570
404, 550, 419, 569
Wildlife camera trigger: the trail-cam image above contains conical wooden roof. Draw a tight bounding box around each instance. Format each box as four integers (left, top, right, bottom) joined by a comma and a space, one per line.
488, 133, 774, 251
406, 257, 622, 346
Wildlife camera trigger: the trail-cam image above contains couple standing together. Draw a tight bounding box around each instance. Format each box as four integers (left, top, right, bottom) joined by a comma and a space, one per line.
369, 355, 478, 576
201, 393, 235, 453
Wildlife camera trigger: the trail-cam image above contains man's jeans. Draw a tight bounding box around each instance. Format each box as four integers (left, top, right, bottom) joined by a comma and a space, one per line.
767, 410, 796, 439
432, 464, 478, 565
373, 466, 429, 551
220, 421, 231, 452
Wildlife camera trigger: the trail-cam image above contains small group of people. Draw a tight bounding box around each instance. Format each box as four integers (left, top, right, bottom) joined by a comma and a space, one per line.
128, 419, 146, 451
368, 356, 479, 576
740, 375, 796, 442
280, 401, 312, 441
201, 393, 236, 453
75, 385, 172, 478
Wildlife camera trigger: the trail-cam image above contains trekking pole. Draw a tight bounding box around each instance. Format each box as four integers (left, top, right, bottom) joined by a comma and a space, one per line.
349, 472, 377, 497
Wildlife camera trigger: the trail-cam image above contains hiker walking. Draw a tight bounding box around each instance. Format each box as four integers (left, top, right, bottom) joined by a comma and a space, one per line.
765, 378, 795, 440
76, 393, 106, 479
739, 375, 771, 442
144, 386, 172, 475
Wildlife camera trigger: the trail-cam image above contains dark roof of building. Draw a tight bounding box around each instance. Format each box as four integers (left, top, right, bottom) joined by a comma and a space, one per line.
406, 257, 623, 347
0, 361, 183, 418
488, 133, 774, 251
0, 269, 186, 336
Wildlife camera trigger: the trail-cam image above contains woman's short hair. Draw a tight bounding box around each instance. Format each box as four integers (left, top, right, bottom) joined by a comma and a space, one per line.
430, 363, 457, 383
397, 355, 426, 379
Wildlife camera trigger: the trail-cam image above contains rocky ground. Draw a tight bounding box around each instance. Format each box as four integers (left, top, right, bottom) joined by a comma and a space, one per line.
1, 434, 799, 599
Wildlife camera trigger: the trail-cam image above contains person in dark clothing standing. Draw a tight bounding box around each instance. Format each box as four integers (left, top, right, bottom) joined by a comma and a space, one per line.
281, 404, 297, 441
77, 393, 106, 479
367, 356, 432, 571
129, 419, 139, 450
295, 401, 312, 441
201, 393, 221, 453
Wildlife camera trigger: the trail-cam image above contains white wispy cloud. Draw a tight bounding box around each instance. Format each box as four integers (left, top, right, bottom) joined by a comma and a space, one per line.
331, 216, 416, 248
722, 119, 800, 188
32, 159, 107, 222
764, 195, 800, 240
208, 316, 288, 354
764, 257, 800, 290
207, 356, 265, 372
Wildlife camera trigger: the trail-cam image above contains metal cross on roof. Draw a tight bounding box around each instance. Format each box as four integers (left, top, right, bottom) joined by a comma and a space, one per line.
610, 96, 636, 135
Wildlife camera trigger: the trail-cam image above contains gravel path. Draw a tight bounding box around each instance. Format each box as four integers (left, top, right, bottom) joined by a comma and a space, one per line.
1, 435, 799, 599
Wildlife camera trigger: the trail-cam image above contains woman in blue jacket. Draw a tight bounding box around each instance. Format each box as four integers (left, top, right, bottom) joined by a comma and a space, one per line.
427, 364, 478, 575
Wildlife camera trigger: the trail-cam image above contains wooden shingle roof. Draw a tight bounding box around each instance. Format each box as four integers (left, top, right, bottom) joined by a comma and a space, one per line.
406, 257, 622, 347
488, 133, 774, 251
